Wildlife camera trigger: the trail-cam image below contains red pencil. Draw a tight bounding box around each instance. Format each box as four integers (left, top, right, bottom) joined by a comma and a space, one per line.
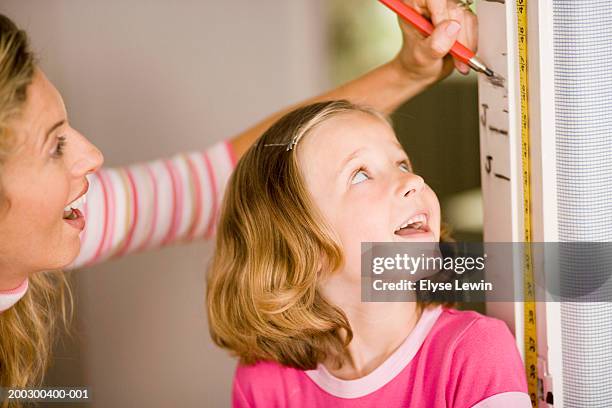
379, 0, 494, 77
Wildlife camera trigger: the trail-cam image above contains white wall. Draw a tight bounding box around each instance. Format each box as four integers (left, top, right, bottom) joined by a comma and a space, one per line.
0, 1, 326, 406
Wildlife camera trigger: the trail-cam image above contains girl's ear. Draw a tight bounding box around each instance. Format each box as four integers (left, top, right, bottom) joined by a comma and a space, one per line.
316, 250, 330, 276
316, 252, 337, 277
316, 255, 324, 274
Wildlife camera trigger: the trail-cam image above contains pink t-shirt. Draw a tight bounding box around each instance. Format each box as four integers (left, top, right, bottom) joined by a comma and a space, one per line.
233, 306, 531, 407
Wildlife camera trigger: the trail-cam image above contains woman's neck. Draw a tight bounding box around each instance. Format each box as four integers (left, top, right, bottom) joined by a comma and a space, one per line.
320, 278, 421, 380
0, 262, 29, 291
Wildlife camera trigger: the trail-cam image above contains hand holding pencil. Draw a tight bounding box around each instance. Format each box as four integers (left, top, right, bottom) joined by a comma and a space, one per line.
390, 0, 480, 82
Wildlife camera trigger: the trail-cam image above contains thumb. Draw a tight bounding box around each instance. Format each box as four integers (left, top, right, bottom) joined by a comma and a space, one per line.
418, 20, 461, 61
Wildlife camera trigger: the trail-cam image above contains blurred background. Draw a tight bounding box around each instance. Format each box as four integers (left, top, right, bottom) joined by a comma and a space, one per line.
1, 1, 481, 406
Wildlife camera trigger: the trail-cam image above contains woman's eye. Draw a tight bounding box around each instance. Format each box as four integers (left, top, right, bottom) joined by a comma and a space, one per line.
351, 170, 369, 185
52, 136, 66, 158
399, 161, 411, 173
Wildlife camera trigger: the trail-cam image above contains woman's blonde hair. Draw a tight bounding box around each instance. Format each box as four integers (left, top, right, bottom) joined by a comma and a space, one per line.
207, 100, 449, 371
0, 14, 72, 406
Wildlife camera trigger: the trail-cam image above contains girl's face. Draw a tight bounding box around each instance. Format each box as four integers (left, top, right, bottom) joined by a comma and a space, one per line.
0, 70, 103, 284
297, 112, 441, 280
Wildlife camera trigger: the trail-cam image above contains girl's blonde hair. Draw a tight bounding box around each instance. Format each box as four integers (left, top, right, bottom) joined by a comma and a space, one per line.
207, 100, 448, 371
0, 14, 72, 406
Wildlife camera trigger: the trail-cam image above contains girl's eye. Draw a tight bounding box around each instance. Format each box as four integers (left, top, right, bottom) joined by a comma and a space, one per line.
399, 161, 411, 173
351, 169, 369, 185
52, 136, 66, 158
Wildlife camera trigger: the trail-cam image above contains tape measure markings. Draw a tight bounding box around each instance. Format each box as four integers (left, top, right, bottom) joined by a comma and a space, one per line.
516, 0, 538, 406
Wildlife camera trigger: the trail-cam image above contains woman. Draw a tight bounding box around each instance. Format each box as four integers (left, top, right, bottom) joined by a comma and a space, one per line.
0, 0, 477, 395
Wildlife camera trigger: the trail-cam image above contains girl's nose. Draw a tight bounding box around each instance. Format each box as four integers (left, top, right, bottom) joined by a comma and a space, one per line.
399, 173, 425, 198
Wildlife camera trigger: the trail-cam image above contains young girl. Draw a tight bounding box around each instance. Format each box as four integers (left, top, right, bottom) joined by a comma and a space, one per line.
207, 100, 530, 407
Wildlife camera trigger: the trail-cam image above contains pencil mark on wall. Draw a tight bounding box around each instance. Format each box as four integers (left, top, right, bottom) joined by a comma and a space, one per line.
487, 74, 506, 88
485, 155, 509, 180
485, 155, 493, 174
489, 126, 508, 135
480, 103, 489, 127
483, 0, 505, 3
494, 173, 510, 181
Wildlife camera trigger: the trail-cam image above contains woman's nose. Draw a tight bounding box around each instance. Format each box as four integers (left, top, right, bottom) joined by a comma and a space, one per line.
399, 172, 425, 198
71, 138, 104, 177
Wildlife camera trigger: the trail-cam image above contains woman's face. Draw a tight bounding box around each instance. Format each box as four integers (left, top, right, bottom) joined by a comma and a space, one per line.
0, 69, 103, 285
297, 111, 441, 281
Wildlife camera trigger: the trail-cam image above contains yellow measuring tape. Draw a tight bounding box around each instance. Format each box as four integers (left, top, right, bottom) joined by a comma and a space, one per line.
516, 0, 538, 405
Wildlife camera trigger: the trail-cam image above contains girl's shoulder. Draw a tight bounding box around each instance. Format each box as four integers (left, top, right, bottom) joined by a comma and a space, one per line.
235, 359, 296, 381
429, 306, 516, 348
423, 306, 530, 407
397, 305, 522, 372
426, 306, 524, 370
233, 360, 311, 406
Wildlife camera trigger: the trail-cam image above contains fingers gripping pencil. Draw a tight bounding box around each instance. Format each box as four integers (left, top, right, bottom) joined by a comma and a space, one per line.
379, 0, 499, 78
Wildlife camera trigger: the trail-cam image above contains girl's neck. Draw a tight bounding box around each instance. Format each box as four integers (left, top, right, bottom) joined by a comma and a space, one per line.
321, 280, 421, 380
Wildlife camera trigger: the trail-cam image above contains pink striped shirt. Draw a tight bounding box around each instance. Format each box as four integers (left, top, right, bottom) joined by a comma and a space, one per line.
233, 306, 531, 408
0, 139, 237, 311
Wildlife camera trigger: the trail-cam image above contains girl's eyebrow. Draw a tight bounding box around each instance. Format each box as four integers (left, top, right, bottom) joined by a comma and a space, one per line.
336, 143, 409, 176
336, 147, 366, 176
392, 142, 406, 155
393, 144, 411, 162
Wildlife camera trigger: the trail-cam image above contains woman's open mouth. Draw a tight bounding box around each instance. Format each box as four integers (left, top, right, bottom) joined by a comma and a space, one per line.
63, 193, 87, 231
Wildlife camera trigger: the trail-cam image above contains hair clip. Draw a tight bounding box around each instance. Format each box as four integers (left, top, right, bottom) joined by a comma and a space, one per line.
262, 142, 289, 148
262, 139, 298, 151
285, 133, 305, 151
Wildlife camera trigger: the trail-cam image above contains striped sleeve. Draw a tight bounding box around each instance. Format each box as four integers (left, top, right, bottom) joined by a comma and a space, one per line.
69, 139, 238, 269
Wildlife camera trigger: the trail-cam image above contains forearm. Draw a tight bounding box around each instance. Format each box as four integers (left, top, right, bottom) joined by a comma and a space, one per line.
319, 59, 430, 113
230, 59, 429, 159
69, 140, 236, 269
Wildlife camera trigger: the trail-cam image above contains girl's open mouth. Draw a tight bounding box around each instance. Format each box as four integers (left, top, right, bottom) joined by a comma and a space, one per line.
394, 213, 430, 237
